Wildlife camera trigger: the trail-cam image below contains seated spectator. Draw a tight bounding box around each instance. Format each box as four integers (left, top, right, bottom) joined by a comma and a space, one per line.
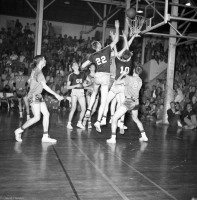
189, 86, 196, 101
155, 86, 162, 99
156, 104, 164, 124
140, 99, 151, 120
60, 93, 70, 111
174, 87, 184, 103
181, 103, 197, 129
167, 101, 182, 127
60, 81, 68, 95
146, 103, 157, 121
151, 85, 157, 99
143, 86, 151, 99
191, 96, 197, 114
0, 77, 3, 92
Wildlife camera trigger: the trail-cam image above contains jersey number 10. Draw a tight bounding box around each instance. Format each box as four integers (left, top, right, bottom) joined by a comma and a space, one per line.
120, 66, 130, 74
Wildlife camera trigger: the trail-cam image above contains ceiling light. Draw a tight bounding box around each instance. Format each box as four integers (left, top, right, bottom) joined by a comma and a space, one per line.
137, 10, 143, 13
64, 1, 70, 5
186, 2, 191, 6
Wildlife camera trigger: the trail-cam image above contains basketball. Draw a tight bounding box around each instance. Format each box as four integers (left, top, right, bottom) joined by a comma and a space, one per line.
126, 7, 136, 19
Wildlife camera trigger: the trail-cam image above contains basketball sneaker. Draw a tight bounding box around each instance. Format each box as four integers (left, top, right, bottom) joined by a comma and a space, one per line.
94, 121, 101, 132
82, 117, 88, 127
100, 117, 106, 126
14, 128, 23, 142
88, 122, 92, 129
67, 122, 73, 130
139, 132, 148, 142
42, 135, 57, 143
77, 121, 85, 129
107, 135, 116, 143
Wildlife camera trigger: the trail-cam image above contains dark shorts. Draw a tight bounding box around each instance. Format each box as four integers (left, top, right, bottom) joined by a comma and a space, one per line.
123, 98, 139, 111
28, 94, 44, 105
16, 89, 27, 98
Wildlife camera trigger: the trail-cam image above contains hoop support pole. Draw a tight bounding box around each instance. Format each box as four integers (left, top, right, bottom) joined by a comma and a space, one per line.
141, 21, 165, 34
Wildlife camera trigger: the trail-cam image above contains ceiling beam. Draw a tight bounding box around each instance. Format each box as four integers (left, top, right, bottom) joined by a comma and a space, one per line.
81, 0, 126, 7
44, 0, 56, 10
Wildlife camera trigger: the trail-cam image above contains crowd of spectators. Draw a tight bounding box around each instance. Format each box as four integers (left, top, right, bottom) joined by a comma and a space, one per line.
1, 18, 197, 130
140, 37, 197, 129
0, 19, 96, 110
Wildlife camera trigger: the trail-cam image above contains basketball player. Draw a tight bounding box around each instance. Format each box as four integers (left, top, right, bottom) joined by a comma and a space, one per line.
83, 64, 99, 129
66, 62, 88, 129
100, 31, 137, 132
14, 67, 30, 119
107, 66, 148, 143
14, 55, 63, 143
81, 20, 119, 132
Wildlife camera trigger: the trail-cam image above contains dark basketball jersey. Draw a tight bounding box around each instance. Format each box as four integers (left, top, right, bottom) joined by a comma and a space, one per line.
14, 75, 29, 89
68, 72, 87, 89
89, 45, 111, 73
115, 57, 133, 80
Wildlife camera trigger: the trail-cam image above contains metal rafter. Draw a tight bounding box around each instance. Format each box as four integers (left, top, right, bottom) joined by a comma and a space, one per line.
81, 0, 126, 7
138, 0, 197, 45
80, 6, 122, 34
87, 2, 102, 20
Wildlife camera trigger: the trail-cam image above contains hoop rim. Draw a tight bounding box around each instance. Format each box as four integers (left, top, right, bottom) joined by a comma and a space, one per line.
126, 15, 145, 36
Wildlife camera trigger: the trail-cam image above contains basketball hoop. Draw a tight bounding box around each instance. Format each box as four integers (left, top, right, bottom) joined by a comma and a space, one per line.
126, 15, 145, 37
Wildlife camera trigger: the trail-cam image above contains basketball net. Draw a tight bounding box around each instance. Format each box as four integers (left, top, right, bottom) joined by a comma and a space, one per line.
126, 15, 145, 37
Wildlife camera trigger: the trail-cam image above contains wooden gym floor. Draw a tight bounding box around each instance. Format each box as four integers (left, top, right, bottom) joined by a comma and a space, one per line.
0, 109, 197, 200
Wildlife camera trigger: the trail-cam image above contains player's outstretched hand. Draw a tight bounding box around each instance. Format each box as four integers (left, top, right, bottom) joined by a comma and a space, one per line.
55, 94, 64, 101
109, 31, 115, 40
122, 30, 127, 39
115, 20, 119, 29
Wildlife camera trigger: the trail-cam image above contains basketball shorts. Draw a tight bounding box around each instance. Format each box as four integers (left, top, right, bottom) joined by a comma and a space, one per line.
123, 98, 139, 111
86, 89, 93, 97
28, 94, 44, 105
16, 89, 27, 98
108, 76, 115, 90
71, 89, 85, 98
110, 82, 124, 94
94, 72, 110, 86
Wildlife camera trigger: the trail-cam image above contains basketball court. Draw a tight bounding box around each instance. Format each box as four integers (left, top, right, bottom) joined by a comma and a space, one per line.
0, 109, 197, 200
1, 0, 197, 199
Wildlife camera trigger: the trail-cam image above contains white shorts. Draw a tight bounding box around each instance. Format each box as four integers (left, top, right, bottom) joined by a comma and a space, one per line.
94, 72, 110, 86
110, 82, 125, 94
71, 89, 85, 98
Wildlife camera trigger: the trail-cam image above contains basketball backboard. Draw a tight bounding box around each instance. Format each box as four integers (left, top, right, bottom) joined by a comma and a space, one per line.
136, 0, 197, 45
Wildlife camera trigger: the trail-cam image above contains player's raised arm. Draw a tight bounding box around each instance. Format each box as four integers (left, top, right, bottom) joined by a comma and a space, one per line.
128, 32, 138, 47
117, 31, 128, 58
109, 31, 118, 57
81, 60, 91, 70
110, 20, 119, 50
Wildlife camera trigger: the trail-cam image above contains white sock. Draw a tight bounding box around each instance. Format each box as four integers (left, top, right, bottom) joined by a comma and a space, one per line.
43, 134, 49, 138
111, 135, 116, 139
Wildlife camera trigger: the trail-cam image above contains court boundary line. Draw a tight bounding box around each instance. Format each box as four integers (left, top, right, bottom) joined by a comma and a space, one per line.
72, 139, 178, 200
53, 145, 81, 200
71, 141, 130, 200
99, 141, 178, 200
